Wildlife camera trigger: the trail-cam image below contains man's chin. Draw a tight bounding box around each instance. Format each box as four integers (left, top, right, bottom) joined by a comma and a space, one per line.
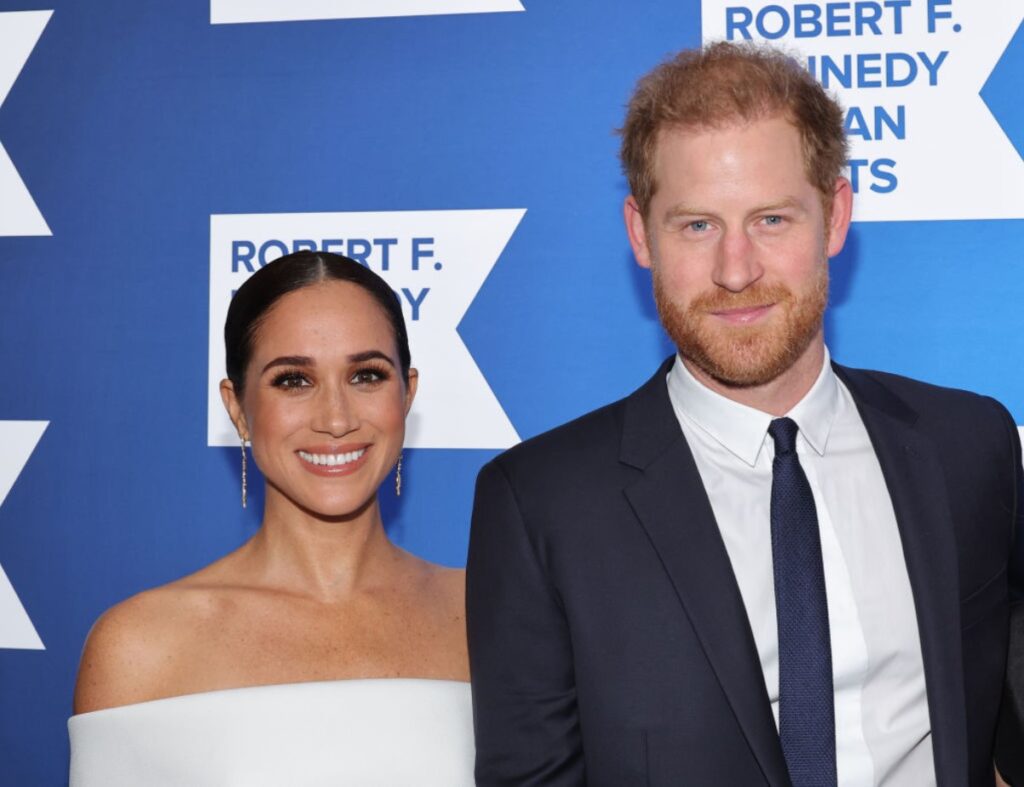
685, 354, 791, 388
677, 331, 804, 389
665, 299, 827, 390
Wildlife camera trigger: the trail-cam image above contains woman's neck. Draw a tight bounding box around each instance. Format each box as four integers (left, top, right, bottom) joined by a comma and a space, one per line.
239, 491, 404, 602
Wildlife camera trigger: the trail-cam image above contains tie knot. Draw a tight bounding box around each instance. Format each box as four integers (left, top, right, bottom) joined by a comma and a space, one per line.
768, 417, 800, 455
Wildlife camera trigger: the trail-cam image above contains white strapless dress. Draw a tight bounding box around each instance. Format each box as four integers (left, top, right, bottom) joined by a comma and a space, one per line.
68, 678, 475, 786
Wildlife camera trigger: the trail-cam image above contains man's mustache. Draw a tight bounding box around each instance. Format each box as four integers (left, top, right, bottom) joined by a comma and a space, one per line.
689, 283, 793, 313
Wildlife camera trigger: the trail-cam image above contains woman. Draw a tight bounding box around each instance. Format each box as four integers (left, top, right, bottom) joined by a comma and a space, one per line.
69, 252, 473, 785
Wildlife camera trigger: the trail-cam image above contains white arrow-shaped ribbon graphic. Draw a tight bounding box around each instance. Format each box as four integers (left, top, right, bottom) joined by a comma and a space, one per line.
0, 10, 52, 237
209, 209, 524, 450
702, 1, 1024, 221
0, 421, 47, 650
211, 0, 525, 24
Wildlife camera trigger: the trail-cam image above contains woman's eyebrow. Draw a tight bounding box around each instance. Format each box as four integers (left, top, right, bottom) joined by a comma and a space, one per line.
261, 355, 313, 374
260, 350, 395, 375
348, 350, 395, 367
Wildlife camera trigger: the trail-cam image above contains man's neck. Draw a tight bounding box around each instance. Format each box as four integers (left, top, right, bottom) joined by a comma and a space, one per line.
681, 337, 826, 417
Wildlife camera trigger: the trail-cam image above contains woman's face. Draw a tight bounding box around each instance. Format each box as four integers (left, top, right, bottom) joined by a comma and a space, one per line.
222, 280, 416, 519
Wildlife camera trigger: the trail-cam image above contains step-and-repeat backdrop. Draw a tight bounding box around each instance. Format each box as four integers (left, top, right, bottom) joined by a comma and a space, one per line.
1, 0, 1022, 781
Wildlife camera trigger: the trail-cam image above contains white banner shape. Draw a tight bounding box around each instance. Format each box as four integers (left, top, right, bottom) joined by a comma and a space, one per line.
0, 420, 47, 650
0, 10, 52, 237
702, 1, 1024, 221
211, 0, 524, 25
209, 209, 524, 449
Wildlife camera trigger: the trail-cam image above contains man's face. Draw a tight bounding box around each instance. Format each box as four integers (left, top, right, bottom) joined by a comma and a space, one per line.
625, 114, 851, 389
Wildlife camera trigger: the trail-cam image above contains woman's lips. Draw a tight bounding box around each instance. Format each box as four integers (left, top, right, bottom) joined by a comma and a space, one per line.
296, 445, 371, 477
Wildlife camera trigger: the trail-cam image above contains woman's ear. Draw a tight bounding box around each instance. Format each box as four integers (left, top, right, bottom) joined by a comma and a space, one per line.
219, 379, 249, 440
404, 369, 419, 416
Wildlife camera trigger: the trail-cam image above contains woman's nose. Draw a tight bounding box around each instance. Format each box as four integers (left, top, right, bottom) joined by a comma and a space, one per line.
312, 387, 358, 437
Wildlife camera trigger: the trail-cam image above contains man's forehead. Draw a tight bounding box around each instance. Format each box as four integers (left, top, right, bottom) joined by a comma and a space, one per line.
654, 111, 799, 149
649, 114, 812, 192
643, 118, 828, 221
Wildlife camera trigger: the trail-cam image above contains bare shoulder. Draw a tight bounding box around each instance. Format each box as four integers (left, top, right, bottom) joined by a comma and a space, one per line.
429, 564, 466, 613
420, 562, 467, 634
73, 576, 226, 715
405, 560, 467, 679
399, 552, 465, 611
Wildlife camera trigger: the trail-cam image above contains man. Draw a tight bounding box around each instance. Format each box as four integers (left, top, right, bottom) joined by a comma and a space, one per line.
467, 42, 1023, 786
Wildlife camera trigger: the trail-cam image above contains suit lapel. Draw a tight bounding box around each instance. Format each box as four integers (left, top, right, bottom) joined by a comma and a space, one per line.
620, 361, 791, 786
619, 361, 969, 783
836, 365, 968, 784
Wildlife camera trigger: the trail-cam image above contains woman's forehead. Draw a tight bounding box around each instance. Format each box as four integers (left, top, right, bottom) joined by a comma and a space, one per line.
251, 281, 397, 361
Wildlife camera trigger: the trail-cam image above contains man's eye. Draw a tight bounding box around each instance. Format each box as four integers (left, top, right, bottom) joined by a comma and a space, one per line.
689, 220, 710, 232
763, 215, 784, 226
272, 372, 310, 389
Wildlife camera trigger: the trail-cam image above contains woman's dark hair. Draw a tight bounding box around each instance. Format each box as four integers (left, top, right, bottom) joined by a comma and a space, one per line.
225, 251, 411, 394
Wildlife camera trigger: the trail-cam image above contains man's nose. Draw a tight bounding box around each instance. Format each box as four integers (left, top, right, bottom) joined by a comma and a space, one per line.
712, 227, 764, 292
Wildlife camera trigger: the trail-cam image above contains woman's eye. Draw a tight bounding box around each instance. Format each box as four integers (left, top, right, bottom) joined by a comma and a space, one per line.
351, 367, 388, 385
272, 371, 311, 389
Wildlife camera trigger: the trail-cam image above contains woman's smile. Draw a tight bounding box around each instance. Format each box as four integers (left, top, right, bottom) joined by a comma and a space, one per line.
296, 444, 371, 476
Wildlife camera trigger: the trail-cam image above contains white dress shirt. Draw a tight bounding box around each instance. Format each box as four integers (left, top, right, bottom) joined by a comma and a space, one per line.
666, 349, 935, 786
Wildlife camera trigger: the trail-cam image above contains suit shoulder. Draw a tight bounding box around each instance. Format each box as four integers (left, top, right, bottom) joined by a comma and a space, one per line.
489, 396, 628, 475
842, 365, 1010, 419
839, 365, 1017, 461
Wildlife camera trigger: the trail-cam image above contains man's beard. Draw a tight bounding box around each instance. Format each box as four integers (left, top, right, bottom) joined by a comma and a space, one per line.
653, 262, 828, 388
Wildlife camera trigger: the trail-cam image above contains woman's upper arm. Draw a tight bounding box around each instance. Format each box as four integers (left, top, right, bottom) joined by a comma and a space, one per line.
73, 593, 173, 714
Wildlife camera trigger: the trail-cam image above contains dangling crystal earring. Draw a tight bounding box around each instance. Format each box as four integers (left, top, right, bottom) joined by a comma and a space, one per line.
395, 452, 403, 497
241, 436, 248, 509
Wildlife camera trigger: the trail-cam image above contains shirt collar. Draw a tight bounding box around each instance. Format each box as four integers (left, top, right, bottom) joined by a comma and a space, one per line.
666, 347, 840, 467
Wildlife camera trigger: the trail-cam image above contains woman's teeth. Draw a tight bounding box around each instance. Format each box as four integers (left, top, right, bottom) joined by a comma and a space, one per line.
298, 449, 366, 467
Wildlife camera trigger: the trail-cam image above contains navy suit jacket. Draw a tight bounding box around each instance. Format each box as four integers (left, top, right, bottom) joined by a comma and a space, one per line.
467, 360, 1024, 786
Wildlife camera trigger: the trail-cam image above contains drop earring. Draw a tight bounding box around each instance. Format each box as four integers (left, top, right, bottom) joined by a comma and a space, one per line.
395, 452, 403, 497
241, 436, 248, 509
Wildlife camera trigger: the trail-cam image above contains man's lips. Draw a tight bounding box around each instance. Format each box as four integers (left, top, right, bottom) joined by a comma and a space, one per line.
296, 444, 371, 476
707, 303, 774, 324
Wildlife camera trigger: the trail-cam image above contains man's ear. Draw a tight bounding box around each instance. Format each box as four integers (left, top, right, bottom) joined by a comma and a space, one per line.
826, 177, 854, 258
624, 195, 654, 270
219, 379, 249, 440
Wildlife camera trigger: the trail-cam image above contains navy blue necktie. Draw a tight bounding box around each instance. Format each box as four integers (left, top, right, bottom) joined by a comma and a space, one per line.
768, 417, 837, 786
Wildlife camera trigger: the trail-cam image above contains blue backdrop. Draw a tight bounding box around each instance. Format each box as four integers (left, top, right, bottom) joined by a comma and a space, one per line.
1, 1, 1022, 783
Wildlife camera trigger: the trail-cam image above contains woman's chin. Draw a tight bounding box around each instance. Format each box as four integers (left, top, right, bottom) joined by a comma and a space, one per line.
299, 493, 379, 523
